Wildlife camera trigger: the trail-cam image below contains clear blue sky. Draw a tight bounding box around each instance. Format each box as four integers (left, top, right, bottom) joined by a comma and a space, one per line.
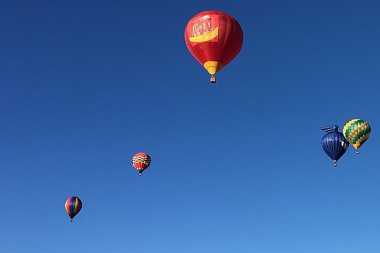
1, 1, 380, 252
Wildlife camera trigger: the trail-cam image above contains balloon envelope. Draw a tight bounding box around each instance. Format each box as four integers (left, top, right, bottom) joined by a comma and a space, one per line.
184, 10, 243, 83
321, 125, 349, 166
132, 152, 151, 175
65, 196, 82, 222
343, 119, 371, 153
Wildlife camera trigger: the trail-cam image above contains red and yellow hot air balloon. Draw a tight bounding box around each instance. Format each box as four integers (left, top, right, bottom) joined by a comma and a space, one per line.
184, 10, 243, 83
132, 152, 151, 176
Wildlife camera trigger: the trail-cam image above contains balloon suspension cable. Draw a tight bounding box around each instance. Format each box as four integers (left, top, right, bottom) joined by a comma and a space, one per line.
210, 75, 216, 83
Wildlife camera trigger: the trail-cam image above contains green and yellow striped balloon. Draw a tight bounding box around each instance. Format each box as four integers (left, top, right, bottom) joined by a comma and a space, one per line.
343, 119, 371, 154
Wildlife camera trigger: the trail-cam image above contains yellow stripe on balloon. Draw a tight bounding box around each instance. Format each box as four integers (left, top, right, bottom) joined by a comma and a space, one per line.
189, 27, 219, 43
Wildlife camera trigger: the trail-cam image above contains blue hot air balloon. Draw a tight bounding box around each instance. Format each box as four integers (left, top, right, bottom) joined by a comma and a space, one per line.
321, 125, 349, 167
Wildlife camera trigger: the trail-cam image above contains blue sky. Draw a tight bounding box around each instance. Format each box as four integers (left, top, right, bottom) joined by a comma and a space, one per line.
1, 1, 379, 252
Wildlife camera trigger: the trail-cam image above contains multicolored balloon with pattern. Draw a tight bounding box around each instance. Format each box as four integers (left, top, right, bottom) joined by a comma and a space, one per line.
132, 152, 151, 176
65, 196, 82, 222
343, 119, 371, 154
321, 125, 349, 167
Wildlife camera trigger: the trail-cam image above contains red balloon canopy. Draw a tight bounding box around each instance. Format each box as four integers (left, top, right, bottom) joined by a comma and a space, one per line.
132, 152, 151, 176
184, 10, 243, 83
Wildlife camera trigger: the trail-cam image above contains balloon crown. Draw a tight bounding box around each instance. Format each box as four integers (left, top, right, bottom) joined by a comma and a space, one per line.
321, 125, 339, 133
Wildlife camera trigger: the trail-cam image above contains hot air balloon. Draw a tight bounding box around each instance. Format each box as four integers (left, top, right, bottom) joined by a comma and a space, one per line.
343, 119, 371, 154
321, 125, 350, 167
132, 152, 151, 176
184, 10, 243, 83
65, 196, 82, 222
